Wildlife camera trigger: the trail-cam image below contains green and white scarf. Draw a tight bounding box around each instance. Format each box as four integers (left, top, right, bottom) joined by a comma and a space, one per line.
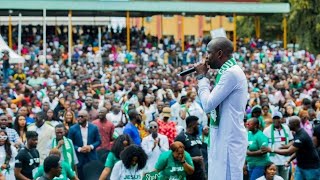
270, 124, 289, 156
209, 58, 237, 128
52, 137, 75, 167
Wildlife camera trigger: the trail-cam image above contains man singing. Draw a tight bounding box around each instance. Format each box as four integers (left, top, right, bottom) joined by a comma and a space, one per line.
195, 37, 248, 180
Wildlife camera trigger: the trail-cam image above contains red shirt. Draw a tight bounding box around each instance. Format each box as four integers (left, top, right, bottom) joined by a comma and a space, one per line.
157, 119, 177, 145
92, 119, 115, 151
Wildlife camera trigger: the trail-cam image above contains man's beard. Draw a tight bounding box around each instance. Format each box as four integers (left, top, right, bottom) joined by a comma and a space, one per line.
193, 128, 199, 135
86, 104, 92, 109
113, 109, 120, 115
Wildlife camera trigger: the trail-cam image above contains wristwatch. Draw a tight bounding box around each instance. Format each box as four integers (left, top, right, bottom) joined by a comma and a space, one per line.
196, 74, 206, 80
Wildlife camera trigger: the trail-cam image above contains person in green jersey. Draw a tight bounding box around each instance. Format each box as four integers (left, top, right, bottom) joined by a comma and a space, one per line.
155, 141, 194, 180
245, 118, 270, 180
34, 148, 78, 180
99, 134, 133, 180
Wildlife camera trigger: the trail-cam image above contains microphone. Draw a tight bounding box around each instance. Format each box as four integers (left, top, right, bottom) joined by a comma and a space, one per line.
177, 67, 196, 76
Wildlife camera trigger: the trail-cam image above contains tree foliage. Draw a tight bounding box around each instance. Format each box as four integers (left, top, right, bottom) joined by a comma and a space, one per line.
289, 0, 320, 54
236, 0, 285, 41
236, 0, 320, 54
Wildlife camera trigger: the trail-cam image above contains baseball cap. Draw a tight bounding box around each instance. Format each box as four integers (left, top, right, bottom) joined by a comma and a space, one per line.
272, 111, 283, 119
162, 107, 171, 118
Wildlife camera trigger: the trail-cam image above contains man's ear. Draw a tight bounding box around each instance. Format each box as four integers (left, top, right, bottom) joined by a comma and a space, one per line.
218, 50, 223, 59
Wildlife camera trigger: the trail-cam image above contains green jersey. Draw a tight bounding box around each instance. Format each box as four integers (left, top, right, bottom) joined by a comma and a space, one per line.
104, 152, 120, 169
246, 130, 270, 167
155, 150, 194, 180
34, 161, 75, 180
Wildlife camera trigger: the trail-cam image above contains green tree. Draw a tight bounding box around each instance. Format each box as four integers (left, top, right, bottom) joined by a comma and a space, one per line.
289, 0, 320, 54
236, 0, 286, 41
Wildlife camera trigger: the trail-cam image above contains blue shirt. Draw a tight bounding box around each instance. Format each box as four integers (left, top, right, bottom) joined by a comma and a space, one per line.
26, 117, 35, 125
123, 122, 141, 146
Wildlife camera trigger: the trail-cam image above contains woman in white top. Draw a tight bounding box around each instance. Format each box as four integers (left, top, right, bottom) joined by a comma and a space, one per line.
110, 145, 148, 180
0, 130, 18, 180
257, 162, 284, 180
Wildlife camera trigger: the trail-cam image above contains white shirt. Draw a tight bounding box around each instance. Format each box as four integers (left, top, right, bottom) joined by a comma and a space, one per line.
264, 124, 293, 165
198, 65, 248, 180
0, 145, 17, 180
110, 161, 146, 180
42, 97, 59, 110
28, 123, 55, 164
106, 112, 126, 135
141, 133, 169, 172
256, 175, 284, 180
136, 105, 156, 127
80, 122, 89, 146
188, 101, 208, 127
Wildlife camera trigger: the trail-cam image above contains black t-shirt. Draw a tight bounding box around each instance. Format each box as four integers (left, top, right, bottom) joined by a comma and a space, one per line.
175, 131, 206, 180
313, 125, 320, 145
15, 147, 40, 179
293, 128, 320, 169
313, 125, 320, 156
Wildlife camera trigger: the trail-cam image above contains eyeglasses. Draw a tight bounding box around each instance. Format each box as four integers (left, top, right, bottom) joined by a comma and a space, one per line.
0, 135, 8, 140
78, 115, 85, 118
150, 126, 158, 129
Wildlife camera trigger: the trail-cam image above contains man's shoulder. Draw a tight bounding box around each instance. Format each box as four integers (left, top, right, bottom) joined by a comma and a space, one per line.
27, 123, 36, 129
69, 124, 79, 130
44, 123, 54, 130
92, 119, 99, 125
225, 65, 246, 80
88, 122, 99, 129
6, 127, 18, 133
17, 147, 28, 154
175, 131, 186, 140
142, 134, 152, 141
158, 133, 168, 140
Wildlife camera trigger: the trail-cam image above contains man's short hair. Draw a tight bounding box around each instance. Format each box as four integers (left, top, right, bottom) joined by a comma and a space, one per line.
302, 98, 311, 105
43, 155, 60, 173
55, 124, 65, 130
36, 111, 46, 121
186, 116, 199, 127
128, 109, 139, 121
26, 131, 38, 140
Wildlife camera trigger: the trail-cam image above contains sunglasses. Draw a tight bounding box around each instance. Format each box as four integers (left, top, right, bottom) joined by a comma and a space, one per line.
78, 115, 85, 118
150, 126, 158, 129
0, 135, 8, 140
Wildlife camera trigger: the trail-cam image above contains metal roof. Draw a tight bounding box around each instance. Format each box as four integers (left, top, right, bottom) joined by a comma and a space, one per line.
0, 0, 290, 17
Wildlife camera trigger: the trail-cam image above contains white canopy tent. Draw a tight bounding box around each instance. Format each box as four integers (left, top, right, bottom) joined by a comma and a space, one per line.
0, 34, 25, 64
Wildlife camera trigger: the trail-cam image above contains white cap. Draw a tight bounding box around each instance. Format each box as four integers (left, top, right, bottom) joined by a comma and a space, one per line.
272, 111, 283, 119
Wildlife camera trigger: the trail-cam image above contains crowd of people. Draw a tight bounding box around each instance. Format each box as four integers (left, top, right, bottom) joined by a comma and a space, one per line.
0, 25, 319, 180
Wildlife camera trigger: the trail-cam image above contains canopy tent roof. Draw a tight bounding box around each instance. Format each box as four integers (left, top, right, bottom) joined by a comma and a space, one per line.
0, 35, 25, 64
0, 0, 290, 17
